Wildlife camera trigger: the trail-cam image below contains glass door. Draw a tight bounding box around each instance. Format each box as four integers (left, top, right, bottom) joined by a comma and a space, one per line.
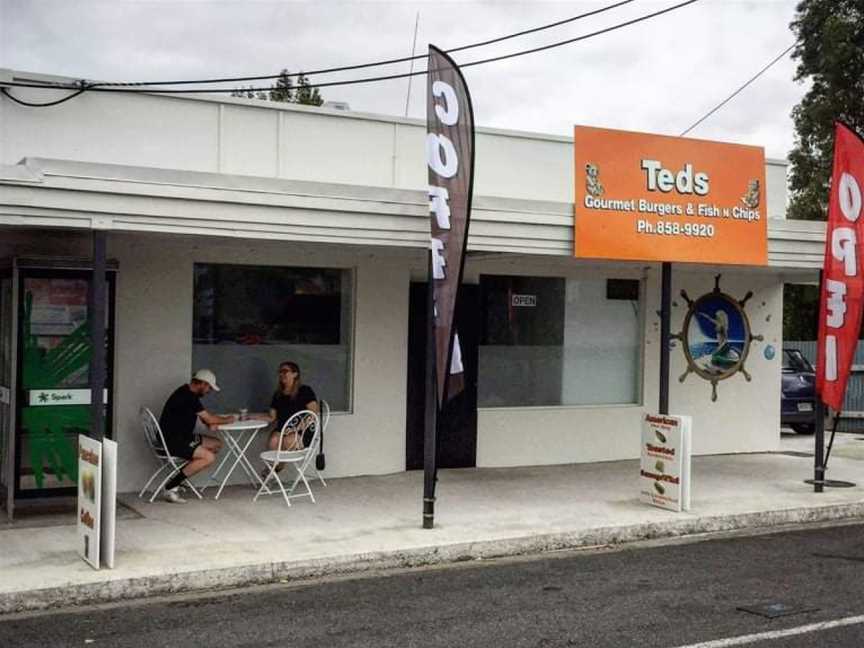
15, 270, 114, 497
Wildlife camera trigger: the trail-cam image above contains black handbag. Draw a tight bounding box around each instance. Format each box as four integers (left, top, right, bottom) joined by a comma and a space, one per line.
315, 431, 327, 470
316, 404, 326, 470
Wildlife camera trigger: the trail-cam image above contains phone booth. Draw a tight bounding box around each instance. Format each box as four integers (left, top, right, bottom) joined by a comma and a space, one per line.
0, 258, 116, 521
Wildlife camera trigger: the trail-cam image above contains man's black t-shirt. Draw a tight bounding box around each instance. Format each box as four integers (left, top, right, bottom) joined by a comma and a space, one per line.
159, 385, 204, 446
270, 384, 317, 431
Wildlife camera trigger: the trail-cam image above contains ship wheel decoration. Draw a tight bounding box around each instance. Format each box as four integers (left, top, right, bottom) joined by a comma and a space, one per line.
672, 275, 764, 402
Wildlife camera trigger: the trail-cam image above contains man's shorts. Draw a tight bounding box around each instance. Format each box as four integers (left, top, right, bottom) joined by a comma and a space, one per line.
166, 436, 201, 461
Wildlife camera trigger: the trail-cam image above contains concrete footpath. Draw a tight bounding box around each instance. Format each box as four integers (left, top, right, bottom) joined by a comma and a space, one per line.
2, 432, 864, 615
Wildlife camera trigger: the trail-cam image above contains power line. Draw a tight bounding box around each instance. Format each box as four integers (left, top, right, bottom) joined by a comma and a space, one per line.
2, 0, 702, 100
86, 0, 638, 88
462, 0, 699, 70
0, 86, 87, 107
679, 42, 796, 137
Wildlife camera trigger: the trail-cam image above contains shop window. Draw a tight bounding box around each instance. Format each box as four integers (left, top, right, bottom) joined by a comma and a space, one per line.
192, 264, 353, 413
481, 276, 565, 347
478, 275, 641, 408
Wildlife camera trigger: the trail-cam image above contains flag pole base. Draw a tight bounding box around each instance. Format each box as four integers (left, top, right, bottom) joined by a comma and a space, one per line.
422, 497, 435, 529
804, 479, 857, 488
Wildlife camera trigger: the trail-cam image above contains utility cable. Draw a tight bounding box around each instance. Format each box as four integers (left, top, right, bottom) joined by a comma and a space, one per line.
86, 0, 637, 88
679, 42, 796, 137
461, 0, 698, 70
0, 85, 88, 107
2, 0, 702, 98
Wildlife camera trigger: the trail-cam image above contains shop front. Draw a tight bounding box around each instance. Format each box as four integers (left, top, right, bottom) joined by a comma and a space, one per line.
0, 69, 825, 516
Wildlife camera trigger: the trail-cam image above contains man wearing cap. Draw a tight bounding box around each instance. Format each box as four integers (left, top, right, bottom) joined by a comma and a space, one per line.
159, 369, 234, 503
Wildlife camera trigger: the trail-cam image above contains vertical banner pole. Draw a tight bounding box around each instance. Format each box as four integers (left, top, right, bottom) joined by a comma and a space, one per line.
659, 262, 672, 415
423, 44, 475, 529
812, 122, 864, 491
814, 269, 825, 492
89, 230, 107, 441
423, 253, 438, 529
813, 391, 826, 493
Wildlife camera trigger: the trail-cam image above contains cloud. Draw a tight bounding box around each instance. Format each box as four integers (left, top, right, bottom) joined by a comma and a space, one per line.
1, 0, 805, 159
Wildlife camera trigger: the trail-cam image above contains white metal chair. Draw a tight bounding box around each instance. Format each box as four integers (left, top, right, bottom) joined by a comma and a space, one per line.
138, 406, 203, 503
313, 399, 329, 487
254, 409, 320, 507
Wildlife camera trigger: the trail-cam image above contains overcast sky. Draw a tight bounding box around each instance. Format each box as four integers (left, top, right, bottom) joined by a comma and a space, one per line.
1, 0, 805, 160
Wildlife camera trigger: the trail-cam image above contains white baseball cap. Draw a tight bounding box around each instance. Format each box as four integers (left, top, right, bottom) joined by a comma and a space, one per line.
193, 369, 220, 391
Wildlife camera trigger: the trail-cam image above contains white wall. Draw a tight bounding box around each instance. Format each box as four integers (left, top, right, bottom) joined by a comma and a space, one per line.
465, 257, 782, 467
0, 230, 412, 492
109, 234, 412, 493
0, 228, 784, 489
0, 70, 794, 492
670, 270, 783, 455
0, 73, 783, 210
765, 159, 788, 220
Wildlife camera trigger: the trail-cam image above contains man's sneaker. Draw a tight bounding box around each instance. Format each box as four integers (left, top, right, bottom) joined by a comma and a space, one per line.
163, 487, 186, 504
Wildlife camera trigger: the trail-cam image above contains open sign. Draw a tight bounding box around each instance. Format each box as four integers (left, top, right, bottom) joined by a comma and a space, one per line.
511, 294, 537, 307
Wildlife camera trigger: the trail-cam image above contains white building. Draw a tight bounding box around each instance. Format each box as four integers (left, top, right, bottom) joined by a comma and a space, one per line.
0, 70, 825, 506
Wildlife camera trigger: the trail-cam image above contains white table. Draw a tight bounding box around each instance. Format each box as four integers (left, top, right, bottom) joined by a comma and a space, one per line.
206, 419, 270, 500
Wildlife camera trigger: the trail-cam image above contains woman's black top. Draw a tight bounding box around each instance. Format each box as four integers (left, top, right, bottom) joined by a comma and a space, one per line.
271, 384, 318, 432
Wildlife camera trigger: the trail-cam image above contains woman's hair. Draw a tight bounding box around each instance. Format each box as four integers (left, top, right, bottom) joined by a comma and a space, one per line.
278, 361, 301, 396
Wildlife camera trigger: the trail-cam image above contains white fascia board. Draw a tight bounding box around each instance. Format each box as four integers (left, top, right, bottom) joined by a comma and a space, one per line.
0, 163, 43, 183
0, 158, 826, 268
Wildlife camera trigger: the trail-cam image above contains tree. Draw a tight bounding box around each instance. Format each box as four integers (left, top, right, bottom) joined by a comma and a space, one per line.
787, 1, 864, 221
269, 69, 294, 103
783, 2, 863, 342
230, 69, 325, 106
294, 73, 323, 107
783, 284, 819, 341
229, 86, 267, 100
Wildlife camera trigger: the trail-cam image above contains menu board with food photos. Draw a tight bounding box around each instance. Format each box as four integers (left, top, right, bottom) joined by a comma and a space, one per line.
640, 413, 691, 512
77, 434, 102, 569
76, 434, 117, 570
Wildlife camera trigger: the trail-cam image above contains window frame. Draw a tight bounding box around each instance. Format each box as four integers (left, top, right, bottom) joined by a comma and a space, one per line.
191, 262, 357, 414
476, 271, 646, 410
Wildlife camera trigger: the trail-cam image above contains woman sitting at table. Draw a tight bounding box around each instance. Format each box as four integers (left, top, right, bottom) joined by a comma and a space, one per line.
267, 361, 319, 453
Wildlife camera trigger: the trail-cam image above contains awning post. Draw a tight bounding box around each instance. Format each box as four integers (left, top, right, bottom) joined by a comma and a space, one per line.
660, 262, 672, 415
89, 230, 107, 441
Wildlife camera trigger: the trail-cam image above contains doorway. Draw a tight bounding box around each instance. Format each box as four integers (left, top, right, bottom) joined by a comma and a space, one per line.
405, 283, 478, 470
14, 267, 116, 498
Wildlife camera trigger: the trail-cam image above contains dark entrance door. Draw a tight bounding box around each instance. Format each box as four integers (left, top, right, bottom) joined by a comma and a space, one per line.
406, 282, 478, 470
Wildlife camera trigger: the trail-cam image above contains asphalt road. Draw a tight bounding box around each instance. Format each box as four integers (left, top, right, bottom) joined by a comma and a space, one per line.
4, 523, 864, 647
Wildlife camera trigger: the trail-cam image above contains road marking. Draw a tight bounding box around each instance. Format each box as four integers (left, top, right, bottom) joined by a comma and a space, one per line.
670, 614, 864, 647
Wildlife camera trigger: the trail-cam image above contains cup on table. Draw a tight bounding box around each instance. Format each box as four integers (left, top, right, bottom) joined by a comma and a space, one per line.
239, 408, 248, 421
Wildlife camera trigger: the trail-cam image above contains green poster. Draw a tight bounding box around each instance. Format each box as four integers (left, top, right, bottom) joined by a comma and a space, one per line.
21, 289, 93, 489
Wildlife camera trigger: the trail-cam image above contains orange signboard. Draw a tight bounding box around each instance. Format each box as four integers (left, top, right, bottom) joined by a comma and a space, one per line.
574, 126, 767, 265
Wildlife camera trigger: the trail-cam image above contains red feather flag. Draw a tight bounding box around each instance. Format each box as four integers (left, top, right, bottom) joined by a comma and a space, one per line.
816, 122, 864, 410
